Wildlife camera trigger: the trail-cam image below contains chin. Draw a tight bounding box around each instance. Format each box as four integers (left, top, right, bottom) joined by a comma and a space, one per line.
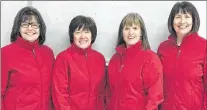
128, 42, 138, 45
79, 45, 89, 49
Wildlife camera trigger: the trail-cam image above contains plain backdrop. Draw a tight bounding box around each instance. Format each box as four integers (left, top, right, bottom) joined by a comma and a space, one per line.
1, 1, 206, 63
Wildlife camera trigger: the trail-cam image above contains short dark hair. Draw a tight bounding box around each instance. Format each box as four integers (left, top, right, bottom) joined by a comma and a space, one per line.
168, 1, 200, 36
10, 6, 46, 44
69, 15, 97, 44
117, 13, 150, 50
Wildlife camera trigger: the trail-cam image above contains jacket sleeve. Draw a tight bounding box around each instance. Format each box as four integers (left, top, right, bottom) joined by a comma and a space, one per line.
96, 61, 107, 110
142, 54, 164, 110
203, 47, 207, 110
52, 54, 71, 110
1, 51, 10, 110
49, 51, 55, 109
105, 61, 114, 109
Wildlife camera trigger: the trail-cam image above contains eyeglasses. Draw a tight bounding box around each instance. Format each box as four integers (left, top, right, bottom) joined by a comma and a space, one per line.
20, 22, 40, 29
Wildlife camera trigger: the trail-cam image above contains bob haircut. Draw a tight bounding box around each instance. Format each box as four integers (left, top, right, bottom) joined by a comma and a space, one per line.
69, 15, 97, 44
10, 6, 46, 44
168, 1, 200, 37
117, 12, 150, 50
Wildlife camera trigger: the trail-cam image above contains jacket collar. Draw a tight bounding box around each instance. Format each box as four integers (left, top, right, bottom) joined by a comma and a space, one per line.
14, 36, 39, 51
168, 32, 198, 47
116, 40, 143, 55
70, 43, 92, 54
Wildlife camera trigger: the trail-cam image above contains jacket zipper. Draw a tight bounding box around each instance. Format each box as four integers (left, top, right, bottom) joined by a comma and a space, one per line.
117, 53, 124, 110
172, 39, 181, 77
174, 49, 181, 76
85, 51, 91, 110
119, 54, 124, 73
177, 49, 181, 58
32, 49, 42, 109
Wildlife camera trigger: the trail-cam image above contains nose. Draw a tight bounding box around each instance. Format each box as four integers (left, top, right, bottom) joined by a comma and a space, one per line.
129, 28, 133, 35
80, 32, 86, 38
28, 25, 33, 30
180, 16, 186, 24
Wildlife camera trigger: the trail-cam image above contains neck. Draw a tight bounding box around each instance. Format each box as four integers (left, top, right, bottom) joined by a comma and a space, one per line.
176, 33, 186, 46
126, 44, 132, 48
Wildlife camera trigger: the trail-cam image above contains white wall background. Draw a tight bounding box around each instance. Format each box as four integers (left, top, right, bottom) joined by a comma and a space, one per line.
1, 1, 206, 63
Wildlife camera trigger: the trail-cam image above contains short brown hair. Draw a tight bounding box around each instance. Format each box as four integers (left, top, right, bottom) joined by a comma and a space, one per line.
168, 1, 200, 37
69, 15, 97, 44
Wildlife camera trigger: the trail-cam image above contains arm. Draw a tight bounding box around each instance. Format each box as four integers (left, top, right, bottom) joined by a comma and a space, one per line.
96, 63, 107, 110
105, 62, 113, 110
142, 54, 164, 110
49, 51, 55, 109
52, 55, 70, 110
203, 48, 207, 110
1, 51, 10, 110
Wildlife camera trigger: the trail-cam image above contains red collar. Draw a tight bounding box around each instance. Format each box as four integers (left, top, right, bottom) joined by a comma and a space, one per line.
70, 43, 92, 54
116, 40, 143, 55
14, 36, 39, 51
168, 32, 198, 47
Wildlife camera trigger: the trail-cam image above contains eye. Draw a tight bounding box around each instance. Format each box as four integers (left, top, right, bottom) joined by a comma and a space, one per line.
75, 31, 81, 34
133, 27, 138, 30
124, 27, 129, 30
185, 15, 191, 18
31, 23, 40, 28
84, 30, 90, 33
175, 16, 181, 19
21, 23, 29, 26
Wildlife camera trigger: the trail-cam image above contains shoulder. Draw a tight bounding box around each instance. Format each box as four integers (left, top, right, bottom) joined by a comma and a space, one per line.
91, 49, 105, 59
108, 52, 120, 67
158, 39, 171, 50
1, 43, 16, 55
143, 49, 162, 64
195, 34, 206, 45
55, 48, 69, 60
40, 45, 54, 54
145, 50, 159, 59
90, 49, 106, 63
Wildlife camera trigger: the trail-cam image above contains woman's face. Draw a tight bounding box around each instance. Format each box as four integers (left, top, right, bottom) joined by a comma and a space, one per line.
73, 27, 92, 49
20, 15, 40, 42
122, 23, 142, 48
173, 12, 193, 37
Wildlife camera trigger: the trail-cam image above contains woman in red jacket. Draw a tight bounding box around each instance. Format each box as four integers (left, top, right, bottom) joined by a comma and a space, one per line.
1, 6, 55, 110
52, 15, 106, 110
157, 1, 207, 110
106, 13, 164, 110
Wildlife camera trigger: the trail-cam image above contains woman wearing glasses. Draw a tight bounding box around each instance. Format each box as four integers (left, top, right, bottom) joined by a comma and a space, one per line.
1, 6, 54, 110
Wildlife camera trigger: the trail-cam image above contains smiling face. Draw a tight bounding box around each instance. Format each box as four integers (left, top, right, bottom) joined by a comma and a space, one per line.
122, 23, 142, 48
173, 12, 193, 38
73, 26, 92, 49
20, 15, 40, 42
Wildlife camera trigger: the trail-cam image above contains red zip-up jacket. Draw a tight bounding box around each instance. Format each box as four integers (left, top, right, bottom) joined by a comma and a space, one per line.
157, 32, 207, 110
1, 36, 55, 110
52, 43, 106, 110
107, 41, 164, 110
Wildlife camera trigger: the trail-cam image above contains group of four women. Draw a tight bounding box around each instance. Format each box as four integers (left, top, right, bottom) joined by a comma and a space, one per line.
1, 1, 206, 110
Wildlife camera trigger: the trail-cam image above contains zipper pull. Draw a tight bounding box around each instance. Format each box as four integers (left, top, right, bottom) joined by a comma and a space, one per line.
32, 49, 35, 53
85, 52, 88, 60
119, 65, 124, 72
177, 50, 181, 58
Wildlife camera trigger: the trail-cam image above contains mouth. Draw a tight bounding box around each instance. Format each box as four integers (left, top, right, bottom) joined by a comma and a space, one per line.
127, 36, 136, 39
79, 40, 88, 44
178, 25, 189, 29
25, 32, 37, 35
